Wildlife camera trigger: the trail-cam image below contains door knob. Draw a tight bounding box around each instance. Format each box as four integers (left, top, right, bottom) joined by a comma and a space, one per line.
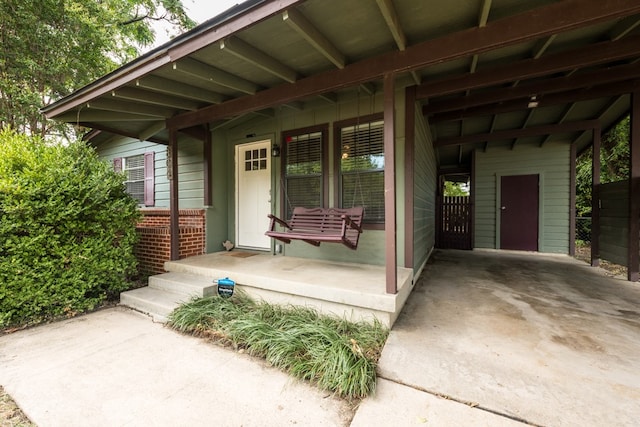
500, 206, 506, 210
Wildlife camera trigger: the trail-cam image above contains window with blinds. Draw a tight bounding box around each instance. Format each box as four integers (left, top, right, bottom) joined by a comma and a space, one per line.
123, 154, 145, 204
339, 119, 385, 223
283, 129, 325, 219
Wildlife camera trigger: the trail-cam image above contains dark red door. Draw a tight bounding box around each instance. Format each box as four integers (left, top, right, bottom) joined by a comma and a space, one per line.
500, 174, 538, 251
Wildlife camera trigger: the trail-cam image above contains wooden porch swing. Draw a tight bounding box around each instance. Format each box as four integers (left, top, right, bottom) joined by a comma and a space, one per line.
266, 87, 371, 250
265, 206, 364, 250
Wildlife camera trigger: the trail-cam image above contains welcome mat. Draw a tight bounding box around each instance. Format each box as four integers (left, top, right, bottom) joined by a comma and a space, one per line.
224, 251, 258, 258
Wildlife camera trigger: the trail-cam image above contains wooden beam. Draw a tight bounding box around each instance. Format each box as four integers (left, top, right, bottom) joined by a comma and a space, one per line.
173, 58, 259, 94
628, 91, 640, 281
86, 98, 176, 118
168, 0, 640, 130
138, 121, 166, 141
113, 86, 201, 111
418, 34, 640, 100
436, 120, 599, 147
282, 9, 346, 69
136, 76, 225, 104
220, 36, 298, 83
376, 0, 407, 50
384, 73, 397, 295
169, 129, 179, 261
591, 127, 601, 267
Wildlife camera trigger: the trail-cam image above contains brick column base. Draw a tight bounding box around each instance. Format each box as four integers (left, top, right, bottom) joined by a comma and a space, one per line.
134, 209, 206, 275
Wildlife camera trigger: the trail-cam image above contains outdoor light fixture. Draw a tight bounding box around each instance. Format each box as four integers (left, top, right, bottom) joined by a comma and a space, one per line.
272, 143, 281, 157
528, 95, 539, 108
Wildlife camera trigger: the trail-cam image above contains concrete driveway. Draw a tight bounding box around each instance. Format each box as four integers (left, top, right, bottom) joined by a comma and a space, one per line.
374, 249, 640, 427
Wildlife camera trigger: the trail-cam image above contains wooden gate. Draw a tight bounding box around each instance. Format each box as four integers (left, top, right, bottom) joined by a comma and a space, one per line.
436, 195, 472, 250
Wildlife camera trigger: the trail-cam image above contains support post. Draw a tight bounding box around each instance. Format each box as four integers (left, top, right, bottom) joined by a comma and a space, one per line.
169, 129, 180, 261
591, 127, 601, 267
569, 143, 577, 256
404, 85, 416, 269
628, 91, 640, 281
384, 73, 397, 294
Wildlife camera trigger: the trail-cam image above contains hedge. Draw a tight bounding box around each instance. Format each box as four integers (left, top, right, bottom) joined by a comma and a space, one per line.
0, 129, 140, 327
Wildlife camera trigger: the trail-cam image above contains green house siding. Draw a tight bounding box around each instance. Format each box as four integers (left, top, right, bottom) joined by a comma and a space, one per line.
209, 90, 412, 266
413, 110, 436, 272
475, 142, 570, 253
96, 136, 204, 209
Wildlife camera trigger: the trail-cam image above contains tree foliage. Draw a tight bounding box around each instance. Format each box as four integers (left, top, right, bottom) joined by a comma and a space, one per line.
576, 116, 630, 216
0, 129, 140, 327
0, 0, 194, 138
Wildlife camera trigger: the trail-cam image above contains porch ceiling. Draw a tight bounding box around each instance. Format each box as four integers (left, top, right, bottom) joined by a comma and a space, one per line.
43, 0, 640, 169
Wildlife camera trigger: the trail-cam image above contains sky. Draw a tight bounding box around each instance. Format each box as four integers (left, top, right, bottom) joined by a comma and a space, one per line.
149, 0, 245, 50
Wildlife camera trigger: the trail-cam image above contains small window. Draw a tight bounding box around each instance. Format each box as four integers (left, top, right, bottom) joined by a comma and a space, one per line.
123, 154, 145, 204
282, 125, 328, 219
114, 152, 154, 206
337, 117, 385, 224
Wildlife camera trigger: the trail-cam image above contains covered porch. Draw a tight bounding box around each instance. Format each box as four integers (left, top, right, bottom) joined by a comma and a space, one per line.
122, 252, 414, 327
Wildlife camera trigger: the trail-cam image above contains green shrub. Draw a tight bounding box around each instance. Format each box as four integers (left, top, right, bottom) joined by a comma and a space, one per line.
0, 129, 140, 327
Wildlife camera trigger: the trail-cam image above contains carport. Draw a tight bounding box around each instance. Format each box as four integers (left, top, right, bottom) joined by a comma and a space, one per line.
378, 250, 640, 426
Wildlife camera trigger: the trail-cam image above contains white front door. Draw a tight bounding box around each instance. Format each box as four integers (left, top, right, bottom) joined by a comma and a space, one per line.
236, 140, 271, 250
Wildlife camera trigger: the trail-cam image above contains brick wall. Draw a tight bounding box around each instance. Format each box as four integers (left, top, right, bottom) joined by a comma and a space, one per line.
135, 209, 206, 275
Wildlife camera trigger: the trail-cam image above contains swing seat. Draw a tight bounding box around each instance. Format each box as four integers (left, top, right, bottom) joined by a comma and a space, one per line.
266, 207, 364, 250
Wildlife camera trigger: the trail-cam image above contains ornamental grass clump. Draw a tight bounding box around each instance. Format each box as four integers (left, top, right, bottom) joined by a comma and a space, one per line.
168, 293, 388, 399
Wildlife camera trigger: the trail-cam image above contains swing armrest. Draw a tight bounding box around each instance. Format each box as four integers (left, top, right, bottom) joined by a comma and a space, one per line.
267, 214, 292, 231
342, 214, 362, 233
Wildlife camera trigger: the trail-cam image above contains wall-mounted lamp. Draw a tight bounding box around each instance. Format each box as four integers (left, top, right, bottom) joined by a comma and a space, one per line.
527, 95, 539, 109
272, 144, 281, 157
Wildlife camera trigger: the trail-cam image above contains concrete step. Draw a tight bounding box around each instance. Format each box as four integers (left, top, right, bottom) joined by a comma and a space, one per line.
120, 287, 191, 323
149, 272, 216, 298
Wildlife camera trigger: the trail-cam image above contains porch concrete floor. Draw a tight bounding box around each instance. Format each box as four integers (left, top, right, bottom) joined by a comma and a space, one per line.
163, 252, 413, 327
375, 249, 640, 426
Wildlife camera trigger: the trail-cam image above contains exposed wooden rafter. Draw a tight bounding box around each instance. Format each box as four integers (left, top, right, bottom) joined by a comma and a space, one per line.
220, 36, 298, 83
168, 0, 640, 130
86, 98, 176, 118
112, 86, 201, 111
79, 123, 168, 145
425, 60, 640, 117
431, 80, 639, 122
418, 34, 640, 100
573, 95, 629, 150
58, 111, 160, 122
135, 76, 225, 104
173, 58, 259, 94
375, 0, 420, 84
138, 121, 166, 141
282, 9, 345, 69
435, 120, 600, 147
609, 14, 640, 40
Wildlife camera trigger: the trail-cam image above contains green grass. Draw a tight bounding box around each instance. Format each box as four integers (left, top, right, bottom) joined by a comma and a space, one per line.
168, 291, 389, 399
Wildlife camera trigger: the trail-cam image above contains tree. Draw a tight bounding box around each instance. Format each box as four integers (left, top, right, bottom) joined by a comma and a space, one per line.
444, 180, 469, 196
0, 0, 194, 139
0, 128, 140, 327
575, 115, 630, 216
